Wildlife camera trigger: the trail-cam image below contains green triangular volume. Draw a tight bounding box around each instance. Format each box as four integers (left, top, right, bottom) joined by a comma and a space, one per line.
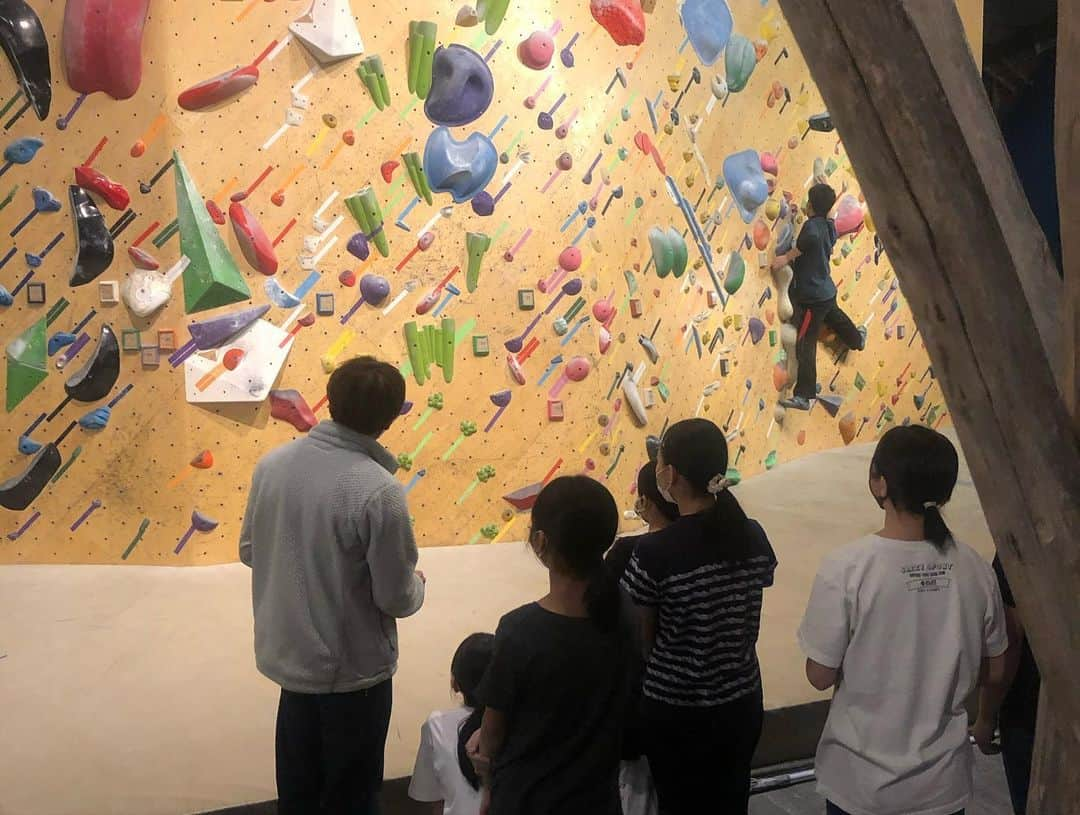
5, 317, 47, 412
173, 151, 251, 314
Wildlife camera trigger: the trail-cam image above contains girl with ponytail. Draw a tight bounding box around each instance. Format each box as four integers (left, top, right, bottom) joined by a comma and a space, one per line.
465, 476, 636, 815
622, 419, 777, 814
799, 425, 1009, 815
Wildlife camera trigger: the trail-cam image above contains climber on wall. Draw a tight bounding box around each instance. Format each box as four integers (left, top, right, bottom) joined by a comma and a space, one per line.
773, 183, 867, 410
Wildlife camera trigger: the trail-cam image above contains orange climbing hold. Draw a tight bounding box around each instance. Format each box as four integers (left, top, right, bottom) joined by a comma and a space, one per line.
191, 450, 214, 469
753, 219, 770, 250
223, 349, 245, 371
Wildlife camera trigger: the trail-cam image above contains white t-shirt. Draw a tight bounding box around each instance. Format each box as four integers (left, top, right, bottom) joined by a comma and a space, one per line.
798, 535, 1007, 815
408, 707, 483, 815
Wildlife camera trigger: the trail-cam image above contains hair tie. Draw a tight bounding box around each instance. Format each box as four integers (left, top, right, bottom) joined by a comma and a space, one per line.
923, 501, 940, 510
707, 474, 733, 495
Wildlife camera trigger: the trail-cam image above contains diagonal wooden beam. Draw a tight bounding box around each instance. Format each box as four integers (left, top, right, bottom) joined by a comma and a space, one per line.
776, 0, 1080, 737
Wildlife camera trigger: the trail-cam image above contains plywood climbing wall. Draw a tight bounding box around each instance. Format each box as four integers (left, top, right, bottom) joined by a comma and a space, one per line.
0, 0, 949, 564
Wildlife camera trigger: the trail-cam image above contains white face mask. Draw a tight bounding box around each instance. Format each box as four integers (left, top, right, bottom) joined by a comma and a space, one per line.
656, 464, 676, 504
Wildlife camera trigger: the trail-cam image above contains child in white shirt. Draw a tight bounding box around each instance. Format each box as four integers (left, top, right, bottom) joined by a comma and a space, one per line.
409, 633, 494, 815
798, 426, 1008, 815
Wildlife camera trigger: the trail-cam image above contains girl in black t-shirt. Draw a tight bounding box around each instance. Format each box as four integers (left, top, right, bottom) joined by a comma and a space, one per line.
467, 476, 636, 815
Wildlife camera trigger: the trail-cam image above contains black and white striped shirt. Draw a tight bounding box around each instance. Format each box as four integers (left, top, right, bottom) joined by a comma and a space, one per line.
621, 514, 777, 707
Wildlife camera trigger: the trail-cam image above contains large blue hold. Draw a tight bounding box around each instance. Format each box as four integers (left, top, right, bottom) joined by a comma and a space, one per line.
679, 0, 733, 66
722, 149, 768, 223
4, 137, 44, 165
423, 127, 497, 204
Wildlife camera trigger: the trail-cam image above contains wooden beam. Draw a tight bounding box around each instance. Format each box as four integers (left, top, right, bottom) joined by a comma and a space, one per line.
776, 0, 1080, 741
1030, 1, 1080, 809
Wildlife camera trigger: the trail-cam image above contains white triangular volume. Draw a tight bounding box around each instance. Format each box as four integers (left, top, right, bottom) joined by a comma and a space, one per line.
289, 0, 365, 64
184, 320, 293, 404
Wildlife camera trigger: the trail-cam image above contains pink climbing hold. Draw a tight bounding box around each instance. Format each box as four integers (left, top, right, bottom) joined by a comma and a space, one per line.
518, 29, 556, 70
339, 269, 357, 287
760, 152, 779, 176
591, 0, 646, 46
127, 246, 159, 270
834, 194, 865, 236
270, 389, 318, 432
558, 246, 582, 271
178, 64, 259, 111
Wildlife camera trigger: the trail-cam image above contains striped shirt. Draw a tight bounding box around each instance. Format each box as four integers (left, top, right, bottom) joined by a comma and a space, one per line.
621, 513, 776, 707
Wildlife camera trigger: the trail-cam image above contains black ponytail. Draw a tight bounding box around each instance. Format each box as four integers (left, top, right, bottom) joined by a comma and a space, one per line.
531, 476, 621, 631
871, 426, 959, 552
660, 419, 753, 550
451, 633, 495, 790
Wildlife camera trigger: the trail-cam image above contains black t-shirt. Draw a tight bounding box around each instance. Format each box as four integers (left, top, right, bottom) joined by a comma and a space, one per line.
992, 555, 1040, 728
790, 216, 838, 304
605, 533, 647, 584
622, 513, 777, 708
477, 602, 635, 815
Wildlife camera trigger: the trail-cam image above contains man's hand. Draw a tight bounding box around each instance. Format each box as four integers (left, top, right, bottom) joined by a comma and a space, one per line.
467, 728, 491, 779
480, 786, 492, 815
970, 717, 998, 755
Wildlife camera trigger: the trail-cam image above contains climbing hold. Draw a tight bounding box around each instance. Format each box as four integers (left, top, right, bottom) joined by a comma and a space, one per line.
265, 277, 302, 308
191, 450, 214, 469
63, 0, 150, 100
764, 450, 778, 470
68, 185, 115, 287
298, 312, 317, 328
834, 194, 865, 236
344, 187, 389, 257
347, 232, 370, 261
424, 44, 493, 127
48, 332, 77, 357
465, 231, 492, 292
423, 127, 497, 204
723, 149, 768, 223
78, 406, 111, 430
357, 56, 391, 110
270, 389, 318, 432
75, 165, 130, 211
559, 246, 582, 272
290, 0, 365, 64
4, 137, 42, 165
402, 152, 433, 206
205, 199, 226, 225
649, 227, 673, 278
471, 191, 494, 217
229, 202, 278, 276
0, 0, 52, 119
724, 252, 745, 295
760, 152, 779, 176
188, 305, 270, 349
668, 228, 688, 278
765, 198, 781, 221
222, 348, 245, 371
725, 33, 757, 93
418, 232, 435, 251
753, 219, 770, 250
343, 130, 355, 146
65, 324, 120, 403
476, 0, 511, 34
178, 63, 259, 111
128, 246, 159, 270
174, 152, 250, 313
339, 269, 357, 287
122, 257, 189, 318
456, 5, 479, 26
381, 160, 399, 183
518, 23, 559, 70
557, 152, 573, 171
775, 221, 795, 256
748, 317, 765, 344
407, 21, 438, 100
679, 0, 732, 66
839, 412, 857, 445
322, 113, 338, 128
17, 434, 41, 454
591, 0, 646, 46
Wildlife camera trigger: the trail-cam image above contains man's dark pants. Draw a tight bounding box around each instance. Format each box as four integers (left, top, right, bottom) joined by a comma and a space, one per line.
791, 296, 863, 400
275, 679, 393, 815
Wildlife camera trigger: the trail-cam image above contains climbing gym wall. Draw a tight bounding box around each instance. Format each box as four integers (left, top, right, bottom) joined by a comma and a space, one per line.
0, 0, 949, 564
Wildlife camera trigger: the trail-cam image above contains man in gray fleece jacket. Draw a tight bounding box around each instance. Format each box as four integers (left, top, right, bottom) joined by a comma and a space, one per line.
240, 356, 425, 814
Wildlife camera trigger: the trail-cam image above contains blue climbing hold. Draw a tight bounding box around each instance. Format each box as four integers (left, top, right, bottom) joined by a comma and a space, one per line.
0, 285, 12, 306
18, 435, 42, 454
79, 406, 112, 430
423, 127, 497, 204
48, 331, 77, 356
680, 0, 733, 67
723, 149, 768, 223
25, 251, 42, 267
264, 277, 302, 308
4, 137, 44, 165
32, 187, 62, 213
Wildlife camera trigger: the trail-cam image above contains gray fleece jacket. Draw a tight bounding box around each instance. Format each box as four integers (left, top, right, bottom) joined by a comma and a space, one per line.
240, 421, 425, 693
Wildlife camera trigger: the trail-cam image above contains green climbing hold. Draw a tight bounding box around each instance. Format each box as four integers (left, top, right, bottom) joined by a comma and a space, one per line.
481, 523, 499, 539
345, 187, 389, 258
724, 252, 746, 295
174, 152, 250, 315
725, 34, 757, 93
669, 227, 688, 279
357, 56, 391, 109
407, 21, 438, 99
5, 317, 47, 412
764, 450, 778, 470
724, 467, 741, 486
465, 231, 492, 292
402, 151, 433, 205
649, 226, 674, 278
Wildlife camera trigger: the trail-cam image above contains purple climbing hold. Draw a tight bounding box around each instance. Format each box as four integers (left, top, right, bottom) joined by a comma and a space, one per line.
188, 304, 270, 349
748, 317, 765, 344
424, 44, 494, 127
471, 190, 494, 216
359, 273, 391, 304
490, 389, 512, 408
347, 231, 370, 261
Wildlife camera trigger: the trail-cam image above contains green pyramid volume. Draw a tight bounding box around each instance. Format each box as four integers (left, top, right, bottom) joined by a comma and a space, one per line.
173, 151, 251, 314
5, 317, 47, 412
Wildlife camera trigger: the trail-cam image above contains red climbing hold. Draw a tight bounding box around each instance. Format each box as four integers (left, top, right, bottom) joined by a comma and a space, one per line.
229, 201, 279, 276
381, 160, 399, 183
75, 165, 131, 210
128, 246, 159, 270
343, 130, 356, 146
223, 348, 245, 371
298, 313, 317, 327
339, 269, 357, 287
269, 389, 318, 433
190, 450, 214, 469
205, 199, 226, 225
271, 190, 286, 207
591, 0, 646, 46
130, 140, 146, 158
178, 64, 260, 111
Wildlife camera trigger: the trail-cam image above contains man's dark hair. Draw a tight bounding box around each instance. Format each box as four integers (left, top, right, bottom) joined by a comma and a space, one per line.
326, 356, 406, 437
808, 183, 837, 217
